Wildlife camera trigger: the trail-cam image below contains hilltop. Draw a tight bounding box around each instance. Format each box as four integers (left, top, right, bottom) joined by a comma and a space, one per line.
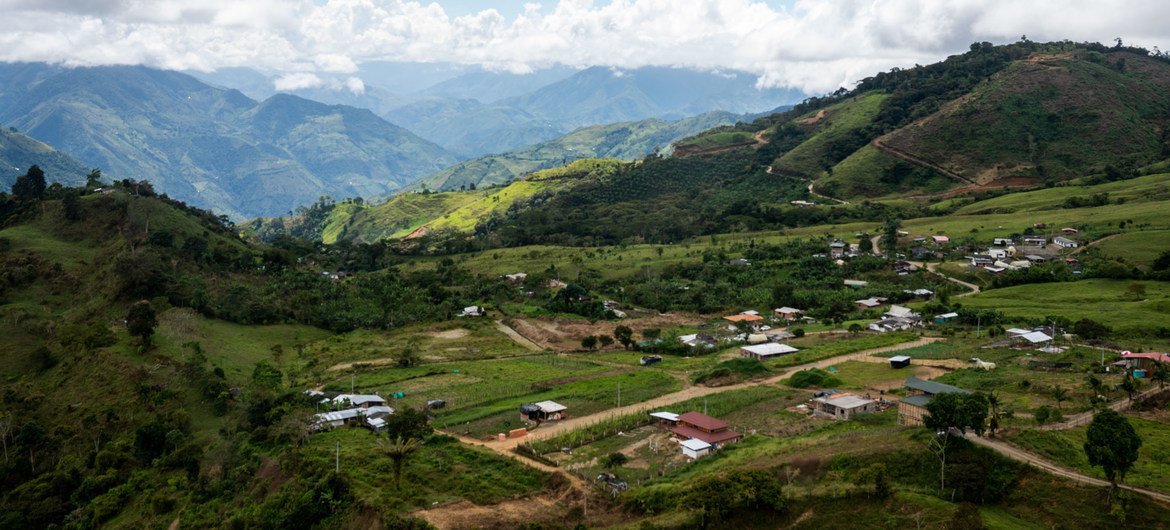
0, 127, 89, 188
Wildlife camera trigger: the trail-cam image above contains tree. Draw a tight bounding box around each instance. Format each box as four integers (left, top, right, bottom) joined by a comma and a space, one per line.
598, 335, 614, 349
847, 323, 862, 334
251, 361, 283, 389
581, 335, 598, 350
380, 436, 422, 490
602, 452, 628, 468
1126, 283, 1147, 301
858, 236, 873, 254
1084, 409, 1142, 504
86, 168, 104, 188
924, 392, 989, 436
1073, 318, 1111, 340
1118, 375, 1138, 400
1051, 386, 1069, 410
613, 325, 634, 349
1152, 362, 1168, 390
986, 392, 1003, 436
642, 328, 662, 341
882, 218, 902, 255
383, 407, 432, 441
126, 300, 158, 349
11, 165, 46, 199
62, 192, 81, 221
1153, 250, 1170, 272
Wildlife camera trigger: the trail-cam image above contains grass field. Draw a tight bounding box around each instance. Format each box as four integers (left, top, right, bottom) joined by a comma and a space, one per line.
951, 172, 1170, 215
676, 131, 757, 151
322, 354, 682, 437
1092, 229, 1170, 267
960, 279, 1170, 339
304, 428, 547, 510
1008, 411, 1170, 493
772, 92, 888, 177
767, 332, 919, 368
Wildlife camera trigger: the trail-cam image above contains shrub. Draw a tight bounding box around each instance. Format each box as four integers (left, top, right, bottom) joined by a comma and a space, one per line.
787, 368, 842, 388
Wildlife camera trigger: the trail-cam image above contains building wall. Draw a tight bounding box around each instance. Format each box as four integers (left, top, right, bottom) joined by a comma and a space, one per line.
898, 402, 928, 426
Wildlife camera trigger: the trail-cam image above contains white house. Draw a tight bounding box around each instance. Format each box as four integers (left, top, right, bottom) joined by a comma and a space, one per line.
1053, 236, 1078, 249
987, 248, 1009, 259
460, 305, 486, 317
740, 343, 799, 359
331, 394, 387, 409
680, 438, 712, 459
812, 393, 879, 420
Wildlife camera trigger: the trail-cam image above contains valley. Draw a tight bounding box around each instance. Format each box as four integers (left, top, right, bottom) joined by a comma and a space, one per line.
6, 38, 1170, 530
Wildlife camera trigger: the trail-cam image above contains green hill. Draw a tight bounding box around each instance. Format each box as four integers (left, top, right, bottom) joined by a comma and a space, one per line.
0, 127, 89, 188
412, 111, 751, 192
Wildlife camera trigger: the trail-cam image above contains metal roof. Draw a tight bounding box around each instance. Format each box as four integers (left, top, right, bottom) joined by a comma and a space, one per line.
680, 438, 712, 451
1018, 331, 1053, 344
678, 412, 729, 431
889, 355, 911, 362
901, 394, 934, 408
904, 377, 968, 395
650, 412, 679, 422
741, 343, 799, 356
816, 394, 875, 409
534, 400, 567, 413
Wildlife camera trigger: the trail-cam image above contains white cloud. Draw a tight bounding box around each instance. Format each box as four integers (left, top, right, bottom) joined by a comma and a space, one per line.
273, 72, 324, 91
0, 0, 1168, 94
343, 76, 365, 94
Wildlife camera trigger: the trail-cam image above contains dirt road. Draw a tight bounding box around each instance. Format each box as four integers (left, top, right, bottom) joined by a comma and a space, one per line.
496, 320, 544, 352
966, 434, 1170, 505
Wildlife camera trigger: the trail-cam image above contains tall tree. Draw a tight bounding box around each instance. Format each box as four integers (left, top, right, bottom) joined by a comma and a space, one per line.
11, 165, 46, 199
126, 300, 158, 349
380, 436, 422, 490
86, 168, 104, 188
925, 392, 989, 436
1084, 409, 1141, 504
613, 325, 634, 349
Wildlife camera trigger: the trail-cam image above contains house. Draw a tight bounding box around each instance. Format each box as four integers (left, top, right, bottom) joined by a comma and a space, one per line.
740, 343, 799, 359
1024, 255, 1047, 264
829, 239, 848, 258
932, 235, 950, 245
1022, 237, 1048, 246
1061, 227, 1079, 234
970, 255, 994, 268
844, 279, 869, 288
910, 246, 933, 260
669, 412, 742, 448
766, 330, 796, 341
1005, 328, 1032, 336
746, 333, 769, 344
680, 438, 712, 459
521, 400, 568, 421
1119, 351, 1170, 373
790, 200, 817, 207
992, 238, 1014, 246
933, 312, 959, 324
774, 307, 804, 320
884, 305, 919, 320
1053, 236, 1078, 249
1014, 331, 1053, 346
546, 279, 568, 289
987, 248, 1009, 260
505, 272, 528, 283
723, 313, 764, 324
460, 305, 486, 317
313, 408, 365, 429
813, 393, 879, 420
729, 258, 751, 266
678, 334, 717, 348
889, 355, 911, 369
903, 288, 933, 298
869, 317, 918, 333
331, 394, 387, 409
898, 377, 970, 426
855, 297, 884, 310
894, 261, 919, 274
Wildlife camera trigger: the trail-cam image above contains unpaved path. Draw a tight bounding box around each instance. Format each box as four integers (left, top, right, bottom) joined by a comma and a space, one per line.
872, 138, 975, 186
451, 337, 941, 451
496, 320, 544, 352
764, 164, 850, 205
921, 262, 981, 297
966, 434, 1170, 506
1071, 233, 1121, 255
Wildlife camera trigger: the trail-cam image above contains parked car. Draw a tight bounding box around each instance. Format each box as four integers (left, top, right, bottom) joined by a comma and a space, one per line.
640, 355, 663, 366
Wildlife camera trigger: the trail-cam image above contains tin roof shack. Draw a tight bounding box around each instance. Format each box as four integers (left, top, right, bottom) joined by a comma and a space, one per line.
650, 412, 680, 425
812, 393, 879, 420
774, 307, 804, 321
670, 412, 742, 448
898, 377, 970, 426
521, 400, 568, 422
740, 343, 799, 360
889, 355, 911, 369
680, 438, 712, 459
331, 394, 387, 409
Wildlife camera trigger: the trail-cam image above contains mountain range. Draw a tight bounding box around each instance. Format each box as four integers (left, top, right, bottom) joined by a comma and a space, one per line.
0, 63, 457, 219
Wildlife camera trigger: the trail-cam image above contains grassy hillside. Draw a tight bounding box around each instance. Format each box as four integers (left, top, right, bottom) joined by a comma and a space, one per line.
413, 111, 748, 192
879, 51, 1170, 187
770, 91, 888, 177
0, 127, 89, 188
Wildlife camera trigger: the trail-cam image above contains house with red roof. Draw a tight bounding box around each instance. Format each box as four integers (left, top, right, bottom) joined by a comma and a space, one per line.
1120, 351, 1170, 374
669, 412, 742, 448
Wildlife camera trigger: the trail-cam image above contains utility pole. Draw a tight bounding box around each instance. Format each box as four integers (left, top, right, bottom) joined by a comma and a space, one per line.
351, 374, 355, 393
976, 315, 981, 338
335, 441, 340, 473
617, 382, 621, 409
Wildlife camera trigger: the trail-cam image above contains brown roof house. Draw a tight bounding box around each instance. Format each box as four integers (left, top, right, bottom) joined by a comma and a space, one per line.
670, 412, 742, 449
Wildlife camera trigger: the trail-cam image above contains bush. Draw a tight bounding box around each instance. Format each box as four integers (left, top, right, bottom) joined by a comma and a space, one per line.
787, 368, 842, 388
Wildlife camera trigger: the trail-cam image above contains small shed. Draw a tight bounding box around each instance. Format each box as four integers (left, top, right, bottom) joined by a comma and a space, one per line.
521, 400, 568, 421
933, 312, 959, 323
813, 393, 879, 420
650, 412, 680, 425
889, 355, 911, 369
680, 438, 712, 459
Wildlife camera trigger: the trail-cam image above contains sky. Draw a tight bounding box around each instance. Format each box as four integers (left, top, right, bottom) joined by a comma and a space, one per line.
0, 0, 1168, 95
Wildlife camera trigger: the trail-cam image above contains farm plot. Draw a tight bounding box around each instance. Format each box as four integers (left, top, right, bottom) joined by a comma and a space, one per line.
960, 279, 1170, 339
325, 355, 681, 438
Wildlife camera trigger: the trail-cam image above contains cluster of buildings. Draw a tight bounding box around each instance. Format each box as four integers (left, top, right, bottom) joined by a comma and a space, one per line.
308, 392, 395, 431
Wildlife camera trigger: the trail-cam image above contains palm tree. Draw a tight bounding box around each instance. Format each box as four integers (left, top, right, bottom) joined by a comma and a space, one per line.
986, 392, 1002, 437
1051, 386, 1069, 410
1152, 362, 1168, 390
379, 436, 422, 490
